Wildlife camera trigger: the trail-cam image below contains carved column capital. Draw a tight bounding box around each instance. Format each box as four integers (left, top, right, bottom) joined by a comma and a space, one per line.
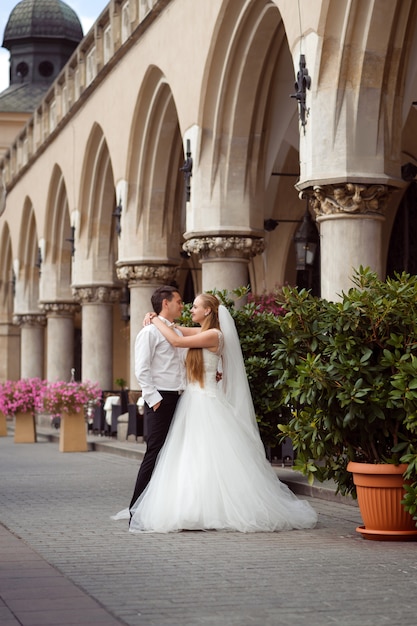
40, 301, 80, 317
310, 183, 391, 217
183, 236, 265, 260
13, 313, 47, 327
72, 285, 121, 305
116, 263, 178, 286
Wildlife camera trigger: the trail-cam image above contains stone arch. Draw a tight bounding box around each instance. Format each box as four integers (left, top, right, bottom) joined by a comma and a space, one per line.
126, 65, 184, 264
313, 2, 417, 285
75, 123, 117, 284
0, 223, 14, 321
192, 0, 301, 293
16, 199, 41, 313
41, 164, 72, 301
311, 1, 417, 180
387, 4, 417, 276
196, 0, 293, 228
0, 222, 20, 380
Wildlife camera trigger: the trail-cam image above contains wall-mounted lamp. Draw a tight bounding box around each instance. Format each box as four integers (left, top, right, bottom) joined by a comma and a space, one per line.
264, 203, 319, 271
293, 203, 319, 271
113, 198, 122, 236
401, 162, 417, 182
66, 225, 75, 257
264, 217, 302, 231
119, 285, 130, 322
35, 246, 42, 272
264, 219, 280, 231
180, 139, 193, 202
11, 269, 16, 297
290, 54, 311, 134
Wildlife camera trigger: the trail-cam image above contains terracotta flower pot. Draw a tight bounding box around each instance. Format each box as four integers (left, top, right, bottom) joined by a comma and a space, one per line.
0, 411, 7, 437
59, 411, 88, 453
347, 461, 417, 541
14, 411, 37, 443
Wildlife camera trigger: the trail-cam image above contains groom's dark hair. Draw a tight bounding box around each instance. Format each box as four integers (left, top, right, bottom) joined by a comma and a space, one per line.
151, 285, 179, 315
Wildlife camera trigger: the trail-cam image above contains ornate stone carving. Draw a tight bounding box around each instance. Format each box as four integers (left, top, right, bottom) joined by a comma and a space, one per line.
311, 184, 390, 217
116, 264, 178, 285
183, 236, 265, 260
40, 302, 80, 316
13, 313, 46, 327
72, 285, 121, 304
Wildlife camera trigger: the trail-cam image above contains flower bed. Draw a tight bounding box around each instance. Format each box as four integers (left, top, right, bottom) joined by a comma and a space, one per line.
0, 378, 102, 419
0, 378, 45, 416
40, 380, 102, 418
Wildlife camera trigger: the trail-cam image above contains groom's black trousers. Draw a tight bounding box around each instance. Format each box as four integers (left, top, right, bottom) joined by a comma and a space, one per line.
129, 391, 180, 512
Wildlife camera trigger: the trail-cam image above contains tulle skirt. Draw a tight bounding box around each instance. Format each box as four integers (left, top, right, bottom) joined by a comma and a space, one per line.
119, 383, 317, 534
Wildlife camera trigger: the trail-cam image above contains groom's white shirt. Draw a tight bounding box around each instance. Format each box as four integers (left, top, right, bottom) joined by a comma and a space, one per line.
135, 316, 185, 408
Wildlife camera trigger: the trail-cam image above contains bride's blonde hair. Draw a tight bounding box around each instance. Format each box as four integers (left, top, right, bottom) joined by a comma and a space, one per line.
186, 293, 220, 387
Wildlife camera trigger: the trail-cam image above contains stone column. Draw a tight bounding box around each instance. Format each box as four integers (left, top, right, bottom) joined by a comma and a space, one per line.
0, 323, 20, 381
72, 286, 120, 389
116, 263, 178, 390
41, 302, 80, 382
311, 183, 391, 301
183, 236, 265, 295
13, 314, 46, 379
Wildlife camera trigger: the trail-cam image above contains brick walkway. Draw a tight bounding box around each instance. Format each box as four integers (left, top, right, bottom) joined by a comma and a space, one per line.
1, 428, 416, 626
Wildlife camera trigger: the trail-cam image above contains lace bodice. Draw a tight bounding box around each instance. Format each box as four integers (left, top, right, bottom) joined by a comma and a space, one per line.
190, 331, 223, 393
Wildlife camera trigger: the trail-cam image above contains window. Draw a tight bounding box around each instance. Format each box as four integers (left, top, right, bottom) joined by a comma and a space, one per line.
39, 60, 54, 78
104, 25, 113, 64
62, 84, 69, 116
86, 47, 96, 86
16, 62, 29, 80
121, 3, 130, 43
49, 101, 57, 131
74, 68, 80, 99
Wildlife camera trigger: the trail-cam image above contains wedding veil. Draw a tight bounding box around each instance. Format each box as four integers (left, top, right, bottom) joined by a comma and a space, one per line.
218, 305, 264, 448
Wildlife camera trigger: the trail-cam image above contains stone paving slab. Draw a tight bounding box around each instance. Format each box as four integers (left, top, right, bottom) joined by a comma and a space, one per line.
34, 425, 358, 506
1, 431, 417, 626
0, 523, 125, 625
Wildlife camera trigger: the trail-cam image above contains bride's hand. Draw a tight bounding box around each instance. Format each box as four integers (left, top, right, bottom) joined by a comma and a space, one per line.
143, 312, 157, 326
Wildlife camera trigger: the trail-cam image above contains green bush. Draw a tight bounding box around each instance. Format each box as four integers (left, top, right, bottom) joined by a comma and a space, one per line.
269, 267, 417, 521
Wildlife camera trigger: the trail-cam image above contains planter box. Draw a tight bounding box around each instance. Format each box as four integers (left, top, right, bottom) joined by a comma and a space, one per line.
14, 411, 37, 443
0, 411, 7, 437
59, 412, 88, 452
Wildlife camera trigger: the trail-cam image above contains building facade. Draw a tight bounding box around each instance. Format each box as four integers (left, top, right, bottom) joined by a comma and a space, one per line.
0, 0, 416, 389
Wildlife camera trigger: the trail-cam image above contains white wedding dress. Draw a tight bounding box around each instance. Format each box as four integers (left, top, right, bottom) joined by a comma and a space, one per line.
126, 325, 318, 534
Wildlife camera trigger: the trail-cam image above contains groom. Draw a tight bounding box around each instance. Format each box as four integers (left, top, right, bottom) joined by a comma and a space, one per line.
129, 285, 185, 516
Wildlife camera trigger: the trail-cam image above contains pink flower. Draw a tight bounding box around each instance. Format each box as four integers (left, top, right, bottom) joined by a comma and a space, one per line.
40, 380, 102, 418
247, 292, 286, 317
0, 378, 102, 419
0, 378, 46, 416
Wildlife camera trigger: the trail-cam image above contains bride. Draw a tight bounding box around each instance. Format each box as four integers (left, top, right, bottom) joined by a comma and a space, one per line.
122, 293, 317, 533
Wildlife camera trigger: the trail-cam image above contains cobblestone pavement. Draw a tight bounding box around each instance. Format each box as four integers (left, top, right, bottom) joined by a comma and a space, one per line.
1, 432, 417, 626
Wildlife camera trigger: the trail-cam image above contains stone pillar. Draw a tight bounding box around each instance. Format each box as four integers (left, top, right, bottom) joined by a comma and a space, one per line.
0, 323, 20, 381
116, 263, 178, 390
183, 236, 265, 295
13, 314, 46, 379
72, 286, 119, 389
311, 183, 391, 301
41, 302, 80, 382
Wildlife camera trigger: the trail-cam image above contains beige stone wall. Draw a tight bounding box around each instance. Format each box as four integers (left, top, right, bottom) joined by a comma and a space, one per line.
0, 0, 416, 382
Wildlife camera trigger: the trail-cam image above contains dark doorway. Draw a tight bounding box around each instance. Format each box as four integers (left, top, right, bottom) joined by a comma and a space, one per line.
386, 182, 417, 277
